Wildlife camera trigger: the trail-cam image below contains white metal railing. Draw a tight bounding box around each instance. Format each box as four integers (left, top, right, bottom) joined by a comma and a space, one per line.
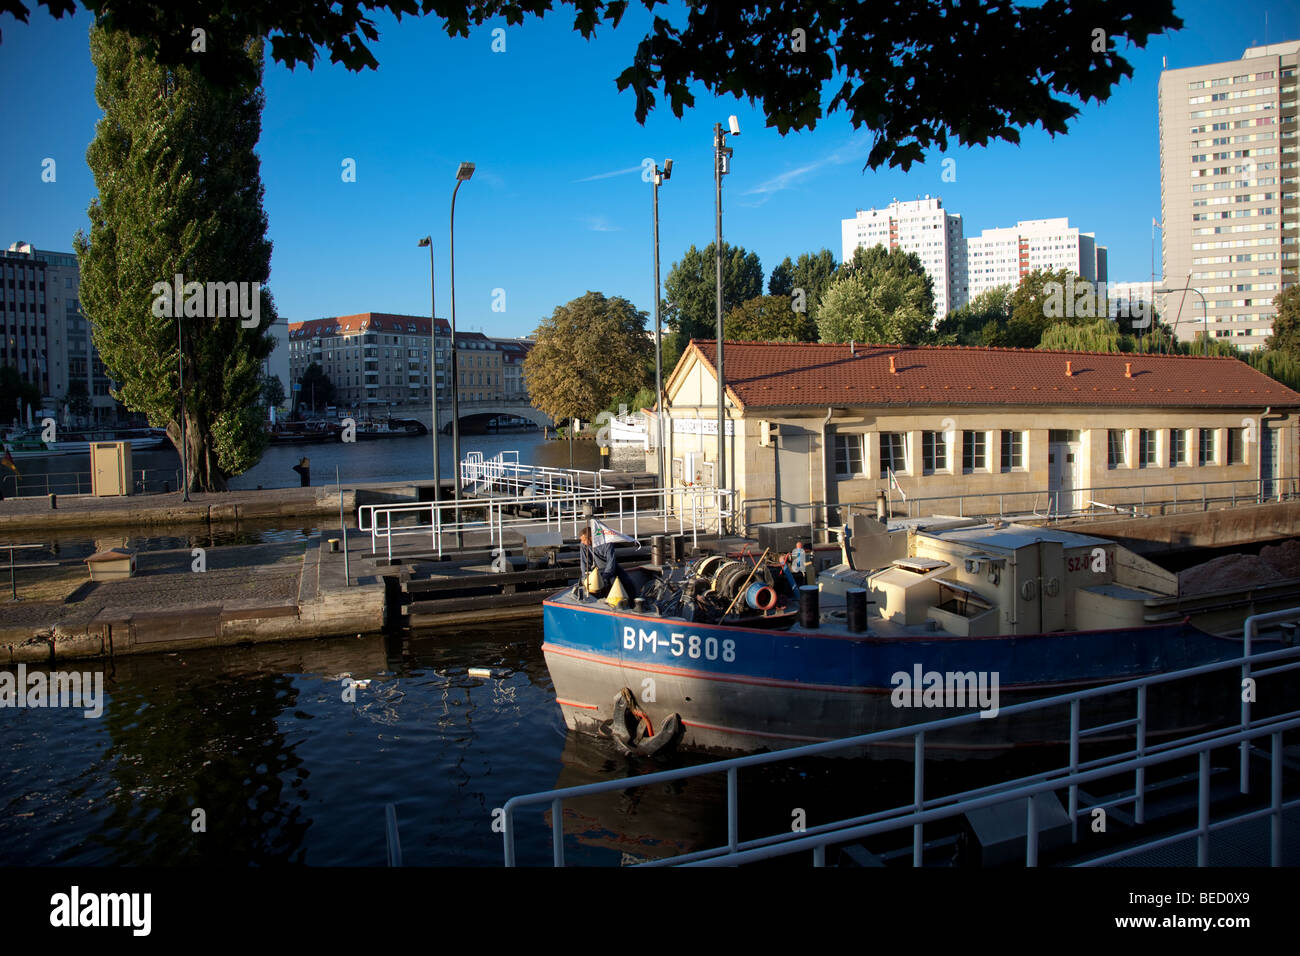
500, 609, 1300, 867
357, 482, 736, 560
739, 474, 1298, 530
461, 451, 605, 498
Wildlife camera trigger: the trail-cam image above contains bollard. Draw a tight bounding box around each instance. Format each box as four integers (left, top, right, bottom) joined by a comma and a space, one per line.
846, 588, 868, 633
49, 493, 57, 510
798, 586, 820, 629
328, 538, 340, 553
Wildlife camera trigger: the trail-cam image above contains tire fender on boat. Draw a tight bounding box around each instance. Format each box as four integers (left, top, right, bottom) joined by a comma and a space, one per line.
611, 687, 681, 757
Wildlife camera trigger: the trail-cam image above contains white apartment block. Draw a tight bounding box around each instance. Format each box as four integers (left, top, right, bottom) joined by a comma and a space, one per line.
966, 218, 1108, 301
841, 197, 967, 317
1158, 41, 1299, 351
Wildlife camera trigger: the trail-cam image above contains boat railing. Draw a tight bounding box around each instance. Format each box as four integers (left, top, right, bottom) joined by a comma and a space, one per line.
1, 468, 183, 498
357, 483, 736, 561
738, 473, 1299, 531
500, 609, 1300, 867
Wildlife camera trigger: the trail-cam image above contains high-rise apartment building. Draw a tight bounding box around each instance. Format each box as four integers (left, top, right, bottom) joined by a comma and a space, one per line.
966, 218, 1107, 301
2, 241, 121, 424
1158, 41, 1299, 350
841, 197, 967, 317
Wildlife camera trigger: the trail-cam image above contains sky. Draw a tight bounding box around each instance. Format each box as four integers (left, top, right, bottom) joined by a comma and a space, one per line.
2, 0, 1299, 345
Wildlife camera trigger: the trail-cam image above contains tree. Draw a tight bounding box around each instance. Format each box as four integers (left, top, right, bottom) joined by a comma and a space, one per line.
297, 363, 334, 413
64, 379, 92, 421
74, 26, 275, 492
0, 367, 40, 426
1267, 286, 1300, 357
1004, 268, 1083, 347
767, 249, 838, 323
1038, 319, 1127, 353
933, 284, 1013, 345
261, 373, 286, 409
663, 241, 763, 360
724, 295, 818, 343
817, 245, 935, 344
817, 272, 932, 346
8, 2, 1182, 170
524, 292, 652, 425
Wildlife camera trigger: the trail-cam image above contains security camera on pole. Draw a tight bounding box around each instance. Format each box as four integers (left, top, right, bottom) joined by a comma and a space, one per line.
714, 116, 739, 532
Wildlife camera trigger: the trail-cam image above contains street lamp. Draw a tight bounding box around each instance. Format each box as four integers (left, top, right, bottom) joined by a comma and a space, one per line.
1154, 285, 1209, 356
714, 117, 738, 530
450, 161, 475, 540
651, 157, 672, 511
178, 314, 189, 501
417, 236, 440, 498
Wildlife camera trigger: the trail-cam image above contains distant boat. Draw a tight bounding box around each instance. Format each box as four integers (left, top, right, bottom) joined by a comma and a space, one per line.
351, 418, 427, 439
608, 412, 649, 446
267, 420, 341, 445
1, 425, 169, 458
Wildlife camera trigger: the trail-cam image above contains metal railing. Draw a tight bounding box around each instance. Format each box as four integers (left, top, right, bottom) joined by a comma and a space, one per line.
500, 608, 1300, 867
1, 468, 182, 498
3, 543, 60, 601
357, 481, 735, 561
739, 474, 1298, 531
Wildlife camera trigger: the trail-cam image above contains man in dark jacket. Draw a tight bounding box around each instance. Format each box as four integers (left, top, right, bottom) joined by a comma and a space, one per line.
579, 527, 633, 602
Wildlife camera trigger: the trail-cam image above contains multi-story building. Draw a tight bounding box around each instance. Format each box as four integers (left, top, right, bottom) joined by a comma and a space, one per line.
966, 218, 1108, 301
841, 197, 967, 317
1107, 281, 1155, 321
1158, 40, 1299, 350
2, 241, 121, 424
454, 330, 504, 404
287, 312, 452, 410
489, 337, 534, 401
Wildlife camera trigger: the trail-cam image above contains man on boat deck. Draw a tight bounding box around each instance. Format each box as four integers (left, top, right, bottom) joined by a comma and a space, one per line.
788, 540, 808, 587
578, 527, 633, 602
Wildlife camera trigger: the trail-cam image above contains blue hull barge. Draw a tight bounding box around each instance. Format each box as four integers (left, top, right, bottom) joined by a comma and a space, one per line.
542, 521, 1298, 756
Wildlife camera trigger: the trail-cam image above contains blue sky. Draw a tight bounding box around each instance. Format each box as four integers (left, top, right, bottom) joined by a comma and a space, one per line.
2, 0, 1299, 342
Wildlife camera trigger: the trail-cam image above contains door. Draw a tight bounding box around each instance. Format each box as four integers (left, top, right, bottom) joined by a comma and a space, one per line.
1048, 441, 1082, 515
1260, 426, 1278, 500
775, 427, 810, 525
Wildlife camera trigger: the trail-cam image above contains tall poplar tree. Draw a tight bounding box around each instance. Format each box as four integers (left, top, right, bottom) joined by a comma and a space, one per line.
74, 24, 276, 492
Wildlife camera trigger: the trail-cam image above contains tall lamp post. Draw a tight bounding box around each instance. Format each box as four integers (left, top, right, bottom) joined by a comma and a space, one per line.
1154, 285, 1209, 356
651, 158, 673, 510
178, 314, 189, 501
714, 117, 739, 531
450, 161, 475, 541
417, 236, 440, 497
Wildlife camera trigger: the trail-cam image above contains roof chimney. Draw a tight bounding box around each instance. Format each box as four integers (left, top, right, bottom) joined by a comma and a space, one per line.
1065, 360, 1073, 377
889, 356, 897, 375
850, 339, 855, 357
1125, 362, 1132, 378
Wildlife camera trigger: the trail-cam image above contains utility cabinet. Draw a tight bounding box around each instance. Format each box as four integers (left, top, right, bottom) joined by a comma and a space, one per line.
91, 441, 132, 496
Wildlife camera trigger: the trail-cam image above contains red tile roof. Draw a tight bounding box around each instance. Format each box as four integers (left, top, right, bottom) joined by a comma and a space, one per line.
681, 340, 1300, 410
288, 312, 450, 339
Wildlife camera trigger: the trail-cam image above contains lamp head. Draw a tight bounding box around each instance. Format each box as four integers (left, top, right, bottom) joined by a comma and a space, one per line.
418, 237, 431, 247
728, 115, 741, 136
456, 162, 476, 181
663, 159, 673, 179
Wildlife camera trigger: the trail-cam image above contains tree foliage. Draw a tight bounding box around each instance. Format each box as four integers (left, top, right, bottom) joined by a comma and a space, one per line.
817, 245, 934, 345
1267, 286, 1300, 357
297, 363, 334, 412
0, 366, 40, 426
523, 292, 652, 424
663, 241, 763, 365
7, 2, 1182, 170
74, 25, 275, 492
767, 249, 838, 323
724, 295, 818, 343
933, 284, 1013, 345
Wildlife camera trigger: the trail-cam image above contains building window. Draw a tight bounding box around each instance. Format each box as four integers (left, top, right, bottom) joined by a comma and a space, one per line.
1227, 427, 1246, 464
834, 434, 864, 477
1138, 429, 1157, 468
1199, 428, 1217, 465
922, 431, 948, 473
1170, 428, 1189, 465
1000, 430, 1024, 471
1107, 429, 1127, 469
879, 432, 906, 475
962, 431, 987, 473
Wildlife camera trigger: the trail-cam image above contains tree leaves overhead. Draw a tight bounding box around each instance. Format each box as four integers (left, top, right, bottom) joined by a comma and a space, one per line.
5, 0, 1182, 169
523, 291, 652, 424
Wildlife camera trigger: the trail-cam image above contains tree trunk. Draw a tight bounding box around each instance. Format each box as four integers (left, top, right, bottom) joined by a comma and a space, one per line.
167, 412, 229, 492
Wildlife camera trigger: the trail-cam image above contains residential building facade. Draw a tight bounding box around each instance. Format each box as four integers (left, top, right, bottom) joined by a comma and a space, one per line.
1158, 40, 1299, 350
966, 218, 1107, 301
665, 341, 1298, 532
841, 197, 967, 317
2, 241, 121, 424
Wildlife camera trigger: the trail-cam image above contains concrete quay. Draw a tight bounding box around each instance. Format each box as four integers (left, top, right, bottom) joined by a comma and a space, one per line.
0, 533, 384, 664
